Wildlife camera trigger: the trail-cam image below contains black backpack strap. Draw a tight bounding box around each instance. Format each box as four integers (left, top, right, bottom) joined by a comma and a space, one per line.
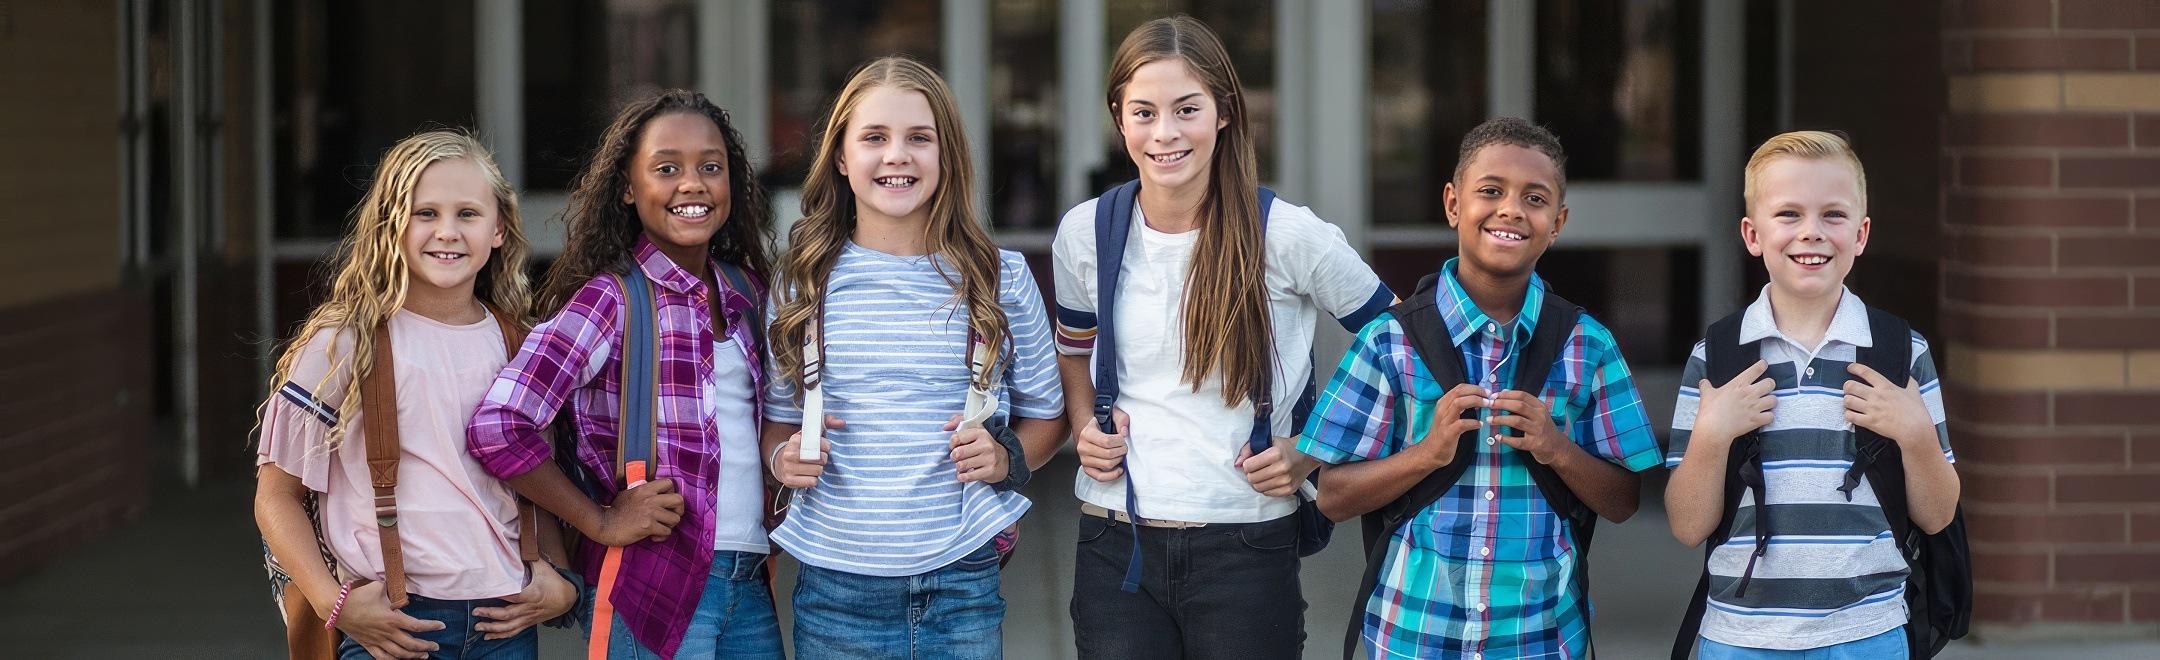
1672, 311, 1766, 660
1510, 293, 1595, 600
713, 260, 765, 352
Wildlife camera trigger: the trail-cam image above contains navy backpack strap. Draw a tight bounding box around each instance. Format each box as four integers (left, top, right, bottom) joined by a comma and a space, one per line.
1245, 186, 1281, 454
1672, 310, 1765, 659
613, 268, 659, 485
713, 260, 766, 352
1090, 180, 1147, 592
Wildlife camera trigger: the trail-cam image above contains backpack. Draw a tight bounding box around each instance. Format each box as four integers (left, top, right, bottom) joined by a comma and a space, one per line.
1342, 273, 1594, 660
267, 307, 538, 660
576, 260, 770, 659
1669, 307, 1971, 659
1088, 179, 1332, 595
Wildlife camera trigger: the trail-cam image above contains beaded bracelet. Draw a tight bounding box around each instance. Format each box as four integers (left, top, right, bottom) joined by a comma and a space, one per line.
323, 580, 357, 630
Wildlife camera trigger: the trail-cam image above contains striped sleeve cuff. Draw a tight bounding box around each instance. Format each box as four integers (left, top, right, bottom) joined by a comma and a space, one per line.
1054, 304, 1096, 355
1336, 284, 1395, 333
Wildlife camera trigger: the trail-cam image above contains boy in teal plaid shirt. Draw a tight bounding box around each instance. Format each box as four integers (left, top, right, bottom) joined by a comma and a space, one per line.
1300, 118, 1662, 659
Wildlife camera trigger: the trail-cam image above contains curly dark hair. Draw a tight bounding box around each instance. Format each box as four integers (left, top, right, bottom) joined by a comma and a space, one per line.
1453, 116, 1569, 194
538, 90, 774, 317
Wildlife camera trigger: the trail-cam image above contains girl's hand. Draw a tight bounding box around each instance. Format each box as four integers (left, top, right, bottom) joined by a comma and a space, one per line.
1075, 407, 1130, 482
593, 478, 683, 546
473, 562, 579, 640
336, 581, 444, 660
1235, 444, 1317, 498
773, 415, 844, 489
945, 415, 1009, 485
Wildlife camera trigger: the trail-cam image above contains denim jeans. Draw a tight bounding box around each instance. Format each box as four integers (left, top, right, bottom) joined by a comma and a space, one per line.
336, 594, 537, 660
791, 540, 1005, 660
587, 550, 783, 660
1069, 511, 1306, 660
1699, 626, 1908, 660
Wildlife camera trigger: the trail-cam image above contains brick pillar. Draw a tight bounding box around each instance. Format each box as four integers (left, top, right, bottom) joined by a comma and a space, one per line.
1943, 0, 2160, 637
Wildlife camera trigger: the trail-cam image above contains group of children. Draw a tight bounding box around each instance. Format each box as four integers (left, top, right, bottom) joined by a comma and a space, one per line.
253, 14, 1961, 660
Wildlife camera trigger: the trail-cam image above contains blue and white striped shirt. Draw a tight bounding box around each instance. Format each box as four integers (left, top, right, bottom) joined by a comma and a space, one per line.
763, 242, 1063, 576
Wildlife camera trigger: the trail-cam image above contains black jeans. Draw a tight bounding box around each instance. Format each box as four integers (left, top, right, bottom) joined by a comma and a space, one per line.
1070, 511, 1306, 660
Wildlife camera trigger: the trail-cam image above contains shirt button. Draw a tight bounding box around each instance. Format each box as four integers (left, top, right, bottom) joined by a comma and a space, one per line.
1805, 366, 1815, 378
1486, 434, 1498, 446
1484, 490, 1496, 501
1485, 322, 1498, 336
1479, 546, 1491, 558
1476, 602, 1488, 612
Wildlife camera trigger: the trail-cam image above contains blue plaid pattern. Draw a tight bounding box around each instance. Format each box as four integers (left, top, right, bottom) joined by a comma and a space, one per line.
1300, 259, 1662, 659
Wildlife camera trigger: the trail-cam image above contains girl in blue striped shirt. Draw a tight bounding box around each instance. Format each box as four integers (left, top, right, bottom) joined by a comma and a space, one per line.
758, 56, 1068, 659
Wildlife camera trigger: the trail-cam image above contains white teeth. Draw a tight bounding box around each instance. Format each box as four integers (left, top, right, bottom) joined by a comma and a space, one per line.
1793, 255, 1830, 265
671, 204, 710, 217
1149, 151, 1189, 164
1486, 229, 1526, 241
875, 176, 916, 188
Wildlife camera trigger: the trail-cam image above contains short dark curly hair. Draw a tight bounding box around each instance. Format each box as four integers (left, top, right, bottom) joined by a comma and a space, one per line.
1452, 117, 1568, 194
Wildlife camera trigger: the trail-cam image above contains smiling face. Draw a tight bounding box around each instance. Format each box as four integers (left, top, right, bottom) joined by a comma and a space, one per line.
1116, 58, 1227, 197
623, 111, 733, 267
1742, 155, 1870, 303
836, 85, 942, 225
1445, 143, 1568, 280
402, 157, 504, 298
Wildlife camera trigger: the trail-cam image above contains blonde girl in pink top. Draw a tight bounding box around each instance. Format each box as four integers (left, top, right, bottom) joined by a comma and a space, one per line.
254, 130, 577, 660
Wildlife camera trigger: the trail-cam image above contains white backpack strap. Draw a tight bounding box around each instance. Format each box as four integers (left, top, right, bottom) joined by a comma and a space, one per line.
797, 318, 826, 461
957, 332, 998, 432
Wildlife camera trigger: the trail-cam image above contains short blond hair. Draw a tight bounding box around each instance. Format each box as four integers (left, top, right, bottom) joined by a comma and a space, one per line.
1744, 130, 1867, 212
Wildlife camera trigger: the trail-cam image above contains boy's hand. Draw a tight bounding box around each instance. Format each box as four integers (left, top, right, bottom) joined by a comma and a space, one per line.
1411, 384, 1487, 470
473, 561, 578, 640
593, 478, 683, 546
336, 580, 444, 659
1844, 363, 1934, 448
773, 416, 845, 489
1693, 360, 1776, 448
1487, 390, 1569, 463
1076, 407, 1130, 482
946, 415, 1009, 485
1235, 443, 1316, 497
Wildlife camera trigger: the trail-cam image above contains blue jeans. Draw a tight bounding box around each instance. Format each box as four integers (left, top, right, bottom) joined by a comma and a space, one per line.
336, 594, 537, 660
792, 540, 1005, 660
588, 550, 783, 660
1700, 627, 1907, 660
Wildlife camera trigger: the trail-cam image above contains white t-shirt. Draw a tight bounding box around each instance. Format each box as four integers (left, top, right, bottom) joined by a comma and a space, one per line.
707, 337, 768, 554
1051, 195, 1391, 524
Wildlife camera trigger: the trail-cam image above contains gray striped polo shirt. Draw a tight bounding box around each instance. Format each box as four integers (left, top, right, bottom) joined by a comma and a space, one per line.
1667, 287, 1952, 651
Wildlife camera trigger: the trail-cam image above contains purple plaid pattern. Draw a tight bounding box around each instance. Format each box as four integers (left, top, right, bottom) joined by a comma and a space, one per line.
466, 236, 764, 659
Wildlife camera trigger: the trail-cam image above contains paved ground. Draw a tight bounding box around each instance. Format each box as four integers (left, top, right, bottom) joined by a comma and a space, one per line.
4, 368, 2154, 658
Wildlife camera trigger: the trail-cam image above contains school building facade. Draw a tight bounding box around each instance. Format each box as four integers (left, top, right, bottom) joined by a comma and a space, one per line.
1, 0, 2154, 641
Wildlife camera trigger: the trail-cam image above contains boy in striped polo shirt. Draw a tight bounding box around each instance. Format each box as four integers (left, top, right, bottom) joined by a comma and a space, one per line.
1664, 131, 1961, 659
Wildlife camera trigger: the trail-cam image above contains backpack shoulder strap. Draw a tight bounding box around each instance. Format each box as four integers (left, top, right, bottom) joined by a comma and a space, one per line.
1671, 309, 1768, 659
1090, 179, 1142, 434
611, 267, 660, 487
1852, 307, 1915, 540
714, 260, 766, 351
1512, 292, 1587, 529
487, 307, 543, 565
359, 320, 409, 608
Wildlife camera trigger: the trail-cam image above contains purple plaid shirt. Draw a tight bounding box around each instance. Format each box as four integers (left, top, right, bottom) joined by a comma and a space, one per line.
466, 237, 764, 658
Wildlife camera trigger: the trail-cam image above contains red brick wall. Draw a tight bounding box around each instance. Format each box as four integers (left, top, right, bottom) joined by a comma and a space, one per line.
0, 289, 153, 580
1943, 0, 2160, 633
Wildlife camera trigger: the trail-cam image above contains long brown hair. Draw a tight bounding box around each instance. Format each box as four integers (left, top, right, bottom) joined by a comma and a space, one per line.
259, 130, 533, 452
538, 90, 774, 318
1109, 16, 1269, 407
770, 56, 1008, 392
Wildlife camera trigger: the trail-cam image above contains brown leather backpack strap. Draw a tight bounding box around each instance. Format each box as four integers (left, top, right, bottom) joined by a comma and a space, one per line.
487, 305, 545, 566
359, 320, 408, 609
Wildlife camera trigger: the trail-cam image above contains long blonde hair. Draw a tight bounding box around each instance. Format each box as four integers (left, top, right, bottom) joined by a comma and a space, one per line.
770, 56, 1008, 392
1109, 16, 1269, 407
259, 130, 533, 452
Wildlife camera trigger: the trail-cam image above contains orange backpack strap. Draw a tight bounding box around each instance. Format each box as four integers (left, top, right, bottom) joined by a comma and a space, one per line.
359, 321, 409, 609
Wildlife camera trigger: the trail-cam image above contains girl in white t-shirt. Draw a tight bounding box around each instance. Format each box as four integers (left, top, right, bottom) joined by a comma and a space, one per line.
1050, 16, 1393, 660
254, 130, 575, 660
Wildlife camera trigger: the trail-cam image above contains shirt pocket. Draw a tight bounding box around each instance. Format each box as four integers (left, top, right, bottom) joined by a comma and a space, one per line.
1422, 493, 1573, 563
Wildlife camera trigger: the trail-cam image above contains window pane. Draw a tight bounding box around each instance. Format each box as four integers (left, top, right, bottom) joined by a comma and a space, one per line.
1370, 0, 1486, 226
1097, 1, 1275, 189
989, 0, 1060, 230
1535, 0, 1700, 181
766, 0, 943, 191
524, 0, 699, 192
273, 0, 477, 239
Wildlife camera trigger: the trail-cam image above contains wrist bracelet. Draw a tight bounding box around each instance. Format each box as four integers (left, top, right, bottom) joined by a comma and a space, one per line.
323, 580, 357, 630
767, 442, 790, 480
